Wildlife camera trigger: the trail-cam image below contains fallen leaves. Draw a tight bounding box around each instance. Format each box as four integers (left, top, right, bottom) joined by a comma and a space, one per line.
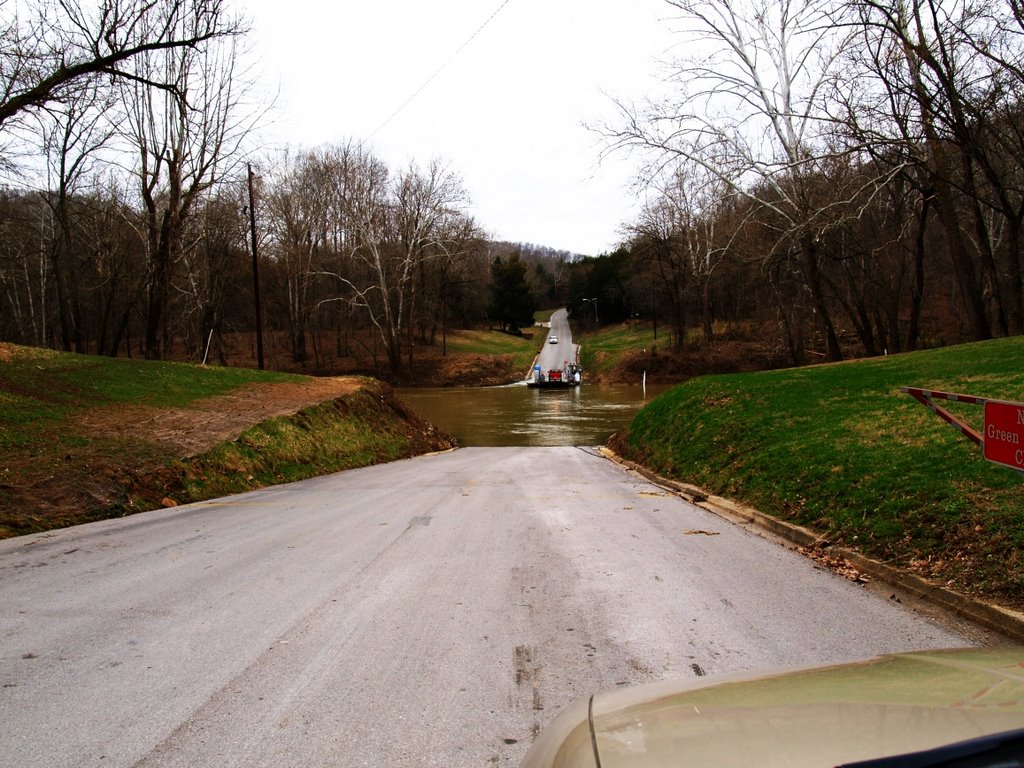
799, 544, 871, 584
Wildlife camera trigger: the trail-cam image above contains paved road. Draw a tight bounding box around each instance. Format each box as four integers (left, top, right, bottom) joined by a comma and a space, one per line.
0, 447, 974, 767
536, 308, 576, 374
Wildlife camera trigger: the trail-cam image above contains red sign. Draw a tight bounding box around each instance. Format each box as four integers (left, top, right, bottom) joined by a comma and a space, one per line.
984, 400, 1024, 471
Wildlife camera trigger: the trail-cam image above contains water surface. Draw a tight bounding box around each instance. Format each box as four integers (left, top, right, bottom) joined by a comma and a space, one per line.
397, 383, 669, 447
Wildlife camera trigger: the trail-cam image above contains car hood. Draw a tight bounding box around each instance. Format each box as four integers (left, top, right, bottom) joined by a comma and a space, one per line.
521, 647, 1024, 768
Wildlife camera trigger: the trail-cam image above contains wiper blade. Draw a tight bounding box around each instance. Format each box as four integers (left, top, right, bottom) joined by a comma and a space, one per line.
839, 729, 1024, 768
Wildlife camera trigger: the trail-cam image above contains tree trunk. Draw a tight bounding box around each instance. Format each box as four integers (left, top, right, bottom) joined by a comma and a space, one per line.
928, 173, 991, 341
907, 195, 929, 351
701, 279, 713, 344
144, 230, 173, 360
1002, 224, 1023, 336
895, 22, 992, 341
800, 237, 843, 361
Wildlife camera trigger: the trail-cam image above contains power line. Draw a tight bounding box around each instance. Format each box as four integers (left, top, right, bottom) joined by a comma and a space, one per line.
367, 0, 513, 141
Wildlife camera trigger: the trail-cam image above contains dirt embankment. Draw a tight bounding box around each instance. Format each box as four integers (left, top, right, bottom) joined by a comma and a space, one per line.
72, 377, 366, 456
1, 378, 453, 539
589, 339, 793, 385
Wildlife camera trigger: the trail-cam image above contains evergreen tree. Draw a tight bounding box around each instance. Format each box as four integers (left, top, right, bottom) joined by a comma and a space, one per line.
490, 253, 536, 332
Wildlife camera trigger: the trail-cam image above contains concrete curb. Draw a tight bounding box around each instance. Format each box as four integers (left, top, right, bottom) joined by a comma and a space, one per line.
598, 447, 1024, 644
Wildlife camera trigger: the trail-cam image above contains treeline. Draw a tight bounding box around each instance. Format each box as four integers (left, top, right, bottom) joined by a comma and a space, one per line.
586, 0, 1024, 363
3, 0, 1023, 378
560, 159, 972, 364
0, 0, 566, 378
0, 155, 571, 376
0, 0, 257, 363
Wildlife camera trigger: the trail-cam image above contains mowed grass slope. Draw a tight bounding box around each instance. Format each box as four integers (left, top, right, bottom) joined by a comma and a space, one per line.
444, 328, 539, 370
0, 344, 451, 537
621, 337, 1024, 607
577, 324, 656, 376
0, 345, 300, 447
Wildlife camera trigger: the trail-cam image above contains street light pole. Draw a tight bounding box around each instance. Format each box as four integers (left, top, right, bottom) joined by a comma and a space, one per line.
582, 297, 598, 325
247, 163, 264, 370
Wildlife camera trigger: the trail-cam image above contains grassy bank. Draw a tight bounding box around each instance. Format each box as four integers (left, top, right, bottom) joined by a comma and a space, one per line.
177, 385, 450, 502
0, 344, 451, 537
1, 345, 300, 449
574, 320, 790, 383
408, 326, 541, 386
618, 337, 1024, 607
444, 328, 539, 371
576, 323, 657, 380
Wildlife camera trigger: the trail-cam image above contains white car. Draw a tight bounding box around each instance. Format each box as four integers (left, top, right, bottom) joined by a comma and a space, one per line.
548, 335, 558, 344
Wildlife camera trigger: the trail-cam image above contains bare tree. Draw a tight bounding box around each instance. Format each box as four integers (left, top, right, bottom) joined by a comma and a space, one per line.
842, 0, 992, 339
840, 0, 1024, 339
0, 0, 242, 138
627, 191, 691, 349
0, 190, 46, 345
317, 144, 392, 368
119, 0, 253, 359
607, 0, 857, 359
629, 163, 735, 347
265, 148, 334, 364
314, 150, 476, 377
430, 214, 486, 354
178, 183, 249, 363
36, 76, 117, 352
393, 158, 471, 369
81, 180, 149, 357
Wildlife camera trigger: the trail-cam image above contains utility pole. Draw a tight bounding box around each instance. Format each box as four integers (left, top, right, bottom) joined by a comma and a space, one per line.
247, 163, 265, 370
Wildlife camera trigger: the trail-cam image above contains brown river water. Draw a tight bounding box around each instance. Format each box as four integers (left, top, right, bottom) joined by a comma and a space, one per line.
397, 382, 671, 447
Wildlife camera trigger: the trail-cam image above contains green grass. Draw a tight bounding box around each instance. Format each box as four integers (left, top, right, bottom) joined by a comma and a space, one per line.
0, 345, 298, 446
576, 323, 659, 376
445, 328, 539, 370
0, 344, 451, 537
534, 309, 556, 324
622, 337, 1024, 605
177, 384, 446, 501
575, 320, 757, 378
0, 346, 301, 471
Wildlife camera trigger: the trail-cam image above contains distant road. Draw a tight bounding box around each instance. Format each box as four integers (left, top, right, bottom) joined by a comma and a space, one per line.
0, 447, 974, 767
535, 308, 576, 374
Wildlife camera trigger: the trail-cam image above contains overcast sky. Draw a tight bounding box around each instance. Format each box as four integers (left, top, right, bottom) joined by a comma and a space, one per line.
241, 0, 677, 255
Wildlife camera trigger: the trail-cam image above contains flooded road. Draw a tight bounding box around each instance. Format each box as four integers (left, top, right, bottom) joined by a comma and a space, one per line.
397, 382, 669, 446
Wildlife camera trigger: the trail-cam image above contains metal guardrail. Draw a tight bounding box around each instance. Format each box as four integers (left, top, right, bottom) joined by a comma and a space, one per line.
900, 387, 986, 446
901, 387, 1024, 476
